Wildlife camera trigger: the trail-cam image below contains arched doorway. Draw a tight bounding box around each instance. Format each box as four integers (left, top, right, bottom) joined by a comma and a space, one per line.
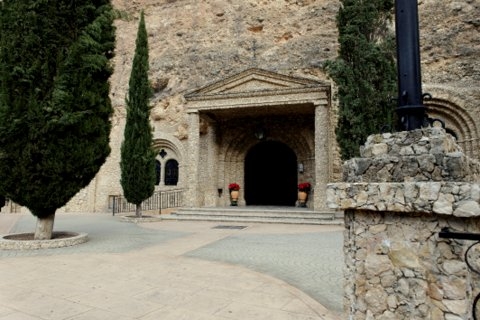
244, 141, 297, 206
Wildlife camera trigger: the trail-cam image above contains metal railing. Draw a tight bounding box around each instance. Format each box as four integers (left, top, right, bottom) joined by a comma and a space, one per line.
111, 189, 184, 215
0, 199, 20, 214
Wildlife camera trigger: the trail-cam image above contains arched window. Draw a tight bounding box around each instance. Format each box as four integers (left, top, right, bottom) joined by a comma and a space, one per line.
155, 160, 161, 185
165, 159, 179, 186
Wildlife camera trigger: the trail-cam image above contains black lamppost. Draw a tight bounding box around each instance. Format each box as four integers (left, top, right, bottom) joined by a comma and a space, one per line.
395, 0, 426, 131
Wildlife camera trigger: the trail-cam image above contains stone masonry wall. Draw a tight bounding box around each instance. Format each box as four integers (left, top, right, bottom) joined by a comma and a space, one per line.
328, 128, 480, 319
343, 209, 480, 320
328, 128, 480, 216
344, 127, 480, 183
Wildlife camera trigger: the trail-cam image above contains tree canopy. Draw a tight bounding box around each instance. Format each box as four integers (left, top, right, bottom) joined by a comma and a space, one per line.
326, 0, 397, 160
120, 11, 156, 217
0, 1, 115, 220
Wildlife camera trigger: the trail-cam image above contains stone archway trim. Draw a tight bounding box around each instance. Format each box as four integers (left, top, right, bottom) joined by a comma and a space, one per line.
423, 85, 480, 160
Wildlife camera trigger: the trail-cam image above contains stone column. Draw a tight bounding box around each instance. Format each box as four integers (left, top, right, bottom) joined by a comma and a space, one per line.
217, 151, 226, 207
185, 110, 200, 207
327, 127, 480, 319
204, 120, 218, 206
314, 102, 329, 211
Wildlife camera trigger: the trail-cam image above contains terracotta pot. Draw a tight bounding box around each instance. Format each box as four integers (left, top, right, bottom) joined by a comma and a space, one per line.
298, 191, 308, 207
230, 190, 239, 206
230, 190, 239, 200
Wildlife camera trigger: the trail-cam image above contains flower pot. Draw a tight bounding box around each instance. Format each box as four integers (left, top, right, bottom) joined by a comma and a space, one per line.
298, 191, 308, 207
230, 190, 239, 206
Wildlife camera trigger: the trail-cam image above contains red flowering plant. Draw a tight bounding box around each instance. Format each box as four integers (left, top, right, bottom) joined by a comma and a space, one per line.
298, 182, 311, 192
228, 183, 240, 191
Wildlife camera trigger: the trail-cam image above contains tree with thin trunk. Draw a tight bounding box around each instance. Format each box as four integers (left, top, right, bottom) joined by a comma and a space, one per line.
0, 0, 115, 239
120, 11, 156, 218
325, 0, 397, 160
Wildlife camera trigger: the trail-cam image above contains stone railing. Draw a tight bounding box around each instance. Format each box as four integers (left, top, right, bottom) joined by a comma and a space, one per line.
328, 128, 480, 320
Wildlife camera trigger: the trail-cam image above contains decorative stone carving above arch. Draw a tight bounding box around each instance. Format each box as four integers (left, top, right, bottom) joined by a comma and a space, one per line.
424, 85, 480, 160
185, 68, 330, 114
152, 132, 185, 163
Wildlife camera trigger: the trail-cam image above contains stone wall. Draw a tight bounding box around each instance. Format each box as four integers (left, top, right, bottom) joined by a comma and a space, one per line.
328, 128, 480, 319
345, 128, 480, 183
342, 210, 480, 319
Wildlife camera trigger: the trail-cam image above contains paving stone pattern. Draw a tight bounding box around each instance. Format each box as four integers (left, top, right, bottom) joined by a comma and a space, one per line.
186, 231, 344, 312
0, 214, 344, 319
1, 214, 188, 257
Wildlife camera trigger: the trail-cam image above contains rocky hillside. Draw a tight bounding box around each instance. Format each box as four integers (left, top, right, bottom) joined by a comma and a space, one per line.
109, 0, 479, 127
419, 0, 479, 85
110, 0, 339, 134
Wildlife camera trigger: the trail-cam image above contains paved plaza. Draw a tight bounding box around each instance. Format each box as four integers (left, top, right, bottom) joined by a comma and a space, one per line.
0, 213, 344, 320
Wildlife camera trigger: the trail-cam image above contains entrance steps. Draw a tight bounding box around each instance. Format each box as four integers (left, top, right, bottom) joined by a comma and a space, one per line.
162, 206, 344, 225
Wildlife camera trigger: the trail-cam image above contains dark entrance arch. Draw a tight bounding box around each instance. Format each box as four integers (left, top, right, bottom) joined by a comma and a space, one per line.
244, 141, 297, 206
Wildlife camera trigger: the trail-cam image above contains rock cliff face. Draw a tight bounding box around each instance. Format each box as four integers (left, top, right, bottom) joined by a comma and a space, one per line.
109, 0, 479, 133
68, 0, 479, 212
110, 0, 340, 130
419, 0, 479, 86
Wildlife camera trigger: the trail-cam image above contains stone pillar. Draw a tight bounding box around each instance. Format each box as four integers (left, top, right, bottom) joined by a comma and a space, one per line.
185, 111, 200, 207
217, 152, 226, 207
314, 103, 330, 211
327, 127, 480, 319
204, 121, 218, 207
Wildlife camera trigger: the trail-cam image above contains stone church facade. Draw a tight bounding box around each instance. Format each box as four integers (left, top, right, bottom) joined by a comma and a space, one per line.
183, 68, 333, 210
7, 1, 478, 214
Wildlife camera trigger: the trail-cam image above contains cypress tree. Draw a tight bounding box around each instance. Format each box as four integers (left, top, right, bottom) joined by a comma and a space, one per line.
0, 0, 115, 239
120, 11, 156, 218
325, 0, 397, 160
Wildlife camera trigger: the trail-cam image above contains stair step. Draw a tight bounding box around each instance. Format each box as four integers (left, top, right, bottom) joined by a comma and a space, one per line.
162, 207, 343, 225
172, 212, 334, 219
174, 207, 333, 214
161, 214, 343, 225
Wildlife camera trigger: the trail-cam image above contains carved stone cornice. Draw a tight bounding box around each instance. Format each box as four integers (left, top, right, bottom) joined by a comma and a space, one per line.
185, 68, 330, 112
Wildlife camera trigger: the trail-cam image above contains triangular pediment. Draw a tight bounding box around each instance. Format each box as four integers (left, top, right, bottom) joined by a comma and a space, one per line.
185, 68, 327, 100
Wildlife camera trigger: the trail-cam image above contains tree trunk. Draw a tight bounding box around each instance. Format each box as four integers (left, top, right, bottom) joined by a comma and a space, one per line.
34, 213, 55, 240
135, 203, 142, 218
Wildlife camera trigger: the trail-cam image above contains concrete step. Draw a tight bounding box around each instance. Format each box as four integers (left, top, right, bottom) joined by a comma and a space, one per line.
162, 207, 344, 225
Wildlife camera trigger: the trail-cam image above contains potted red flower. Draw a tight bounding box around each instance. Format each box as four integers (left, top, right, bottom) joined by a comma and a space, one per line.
297, 182, 311, 207
228, 183, 240, 206
228, 183, 240, 191
298, 182, 311, 193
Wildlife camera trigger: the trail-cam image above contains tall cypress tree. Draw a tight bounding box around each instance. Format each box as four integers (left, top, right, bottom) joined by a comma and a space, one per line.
120, 11, 156, 218
0, 0, 115, 239
326, 0, 397, 160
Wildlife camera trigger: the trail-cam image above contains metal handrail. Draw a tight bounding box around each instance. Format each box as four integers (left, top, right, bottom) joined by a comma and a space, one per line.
111, 189, 184, 215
